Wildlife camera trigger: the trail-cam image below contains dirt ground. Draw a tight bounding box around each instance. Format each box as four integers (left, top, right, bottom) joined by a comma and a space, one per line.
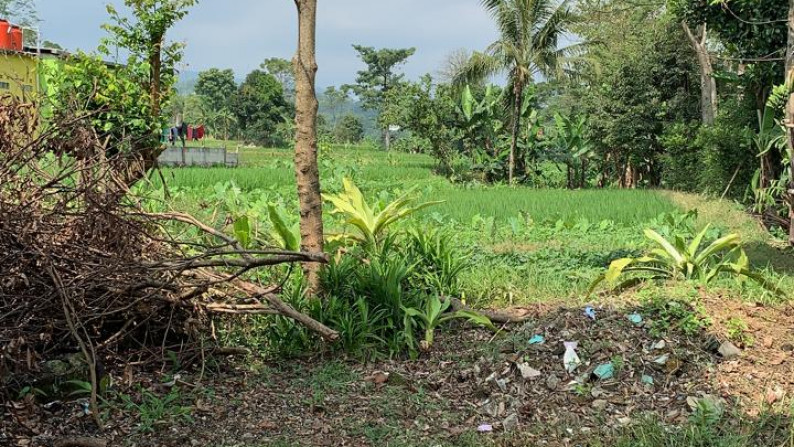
3, 296, 793, 447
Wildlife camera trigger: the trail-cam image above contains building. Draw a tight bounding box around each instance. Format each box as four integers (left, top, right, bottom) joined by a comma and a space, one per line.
0, 19, 62, 101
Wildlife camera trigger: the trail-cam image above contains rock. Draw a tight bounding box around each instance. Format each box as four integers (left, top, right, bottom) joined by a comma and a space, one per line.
763, 337, 774, 348
502, 413, 519, 432
546, 374, 561, 390
781, 344, 794, 352
718, 342, 742, 359
592, 399, 608, 411
517, 363, 541, 380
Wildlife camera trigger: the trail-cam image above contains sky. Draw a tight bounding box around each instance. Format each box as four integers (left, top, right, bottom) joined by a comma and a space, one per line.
36, 0, 500, 88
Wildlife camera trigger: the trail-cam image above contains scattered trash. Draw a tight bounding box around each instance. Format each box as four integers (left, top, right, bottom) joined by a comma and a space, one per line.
517, 363, 542, 380
627, 313, 643, 325
502, 413, 519, 432
584, 306, 597, 321
593, 363, 615, 380
477, 424, 493, 433
641, 375, 655, 385
653, 354, 669, 365
563, 341, 582, 374
528, 334, 546, 345
652, 340, 666, 350
718, 341, 742, 359
495, 378, 508, 393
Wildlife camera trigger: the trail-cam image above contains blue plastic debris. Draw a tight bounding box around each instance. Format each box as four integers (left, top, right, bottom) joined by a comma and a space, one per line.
584, 306, 597, 321
627, 313, 643, 325
529, 334, 546, 345
593, 363, 615, 380
641, 375, 655, 385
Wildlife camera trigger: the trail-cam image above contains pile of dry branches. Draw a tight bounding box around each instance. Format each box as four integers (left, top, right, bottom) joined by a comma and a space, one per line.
0, 98, 336, 403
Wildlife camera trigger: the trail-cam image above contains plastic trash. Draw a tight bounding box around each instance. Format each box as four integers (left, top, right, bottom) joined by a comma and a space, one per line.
584, 306, 597, 321
593, 362, 615, 380
563, 341, 581, 374
627, 313, 643, 325
477, 424, 493, 433
642, 375, 655, 385
517, 363, 542, 379
528, 334, 545, 345
654, 354, 669, 365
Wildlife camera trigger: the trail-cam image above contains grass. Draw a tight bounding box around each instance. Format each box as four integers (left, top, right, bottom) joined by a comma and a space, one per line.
142, 143, 794, 305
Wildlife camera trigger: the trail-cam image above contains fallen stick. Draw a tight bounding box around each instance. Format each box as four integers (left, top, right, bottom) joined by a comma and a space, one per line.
447, 297, 532, 324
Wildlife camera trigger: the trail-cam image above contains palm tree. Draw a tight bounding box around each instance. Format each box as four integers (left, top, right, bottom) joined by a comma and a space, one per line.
454, 0, 582, 183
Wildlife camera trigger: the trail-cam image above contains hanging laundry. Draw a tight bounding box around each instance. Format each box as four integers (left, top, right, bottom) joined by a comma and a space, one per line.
196, 125, 205, 140
187, 125, 194, 141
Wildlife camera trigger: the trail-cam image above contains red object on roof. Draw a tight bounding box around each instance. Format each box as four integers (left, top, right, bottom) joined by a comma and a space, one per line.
0, 20, 12, 51
9, 26, 23, 51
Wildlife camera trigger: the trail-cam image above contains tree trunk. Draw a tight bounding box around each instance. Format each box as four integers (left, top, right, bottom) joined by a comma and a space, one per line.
682, 22, 717, 126
293, 0, 324, 291
786, 0, 794, 246
509, 82, 523, 184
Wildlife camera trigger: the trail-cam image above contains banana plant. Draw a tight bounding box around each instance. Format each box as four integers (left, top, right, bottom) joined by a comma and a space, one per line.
589, 225, 782, 295
402, 295, 495, 352
322, 178, 443, 249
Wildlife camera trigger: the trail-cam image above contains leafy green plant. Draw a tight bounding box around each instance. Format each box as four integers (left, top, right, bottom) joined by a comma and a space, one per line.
590, 225, 779, 294
402, 295, 495, 352
725, 317, 754, 347
405, 227, 470, 296
640, 292, 711, 337
323, 177, 442, 248
118, 386, 193, 433
268, 204, 300, 251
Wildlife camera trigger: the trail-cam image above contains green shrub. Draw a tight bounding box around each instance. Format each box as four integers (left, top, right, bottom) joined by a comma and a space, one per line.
660, 122, 704, 192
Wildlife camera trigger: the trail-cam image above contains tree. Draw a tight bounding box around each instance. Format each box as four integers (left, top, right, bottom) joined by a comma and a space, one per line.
322, 86, 350, 127
347, 45, 416, 149
682, 22, 718, 125
102, 0, 197, 181
454, 0, 582, 183
334, 114, 364, 144
234, 69, 290, 145
786, 0, 794, 245
292, 0, 324, 292
262, 57, 296, 103
195, 68, 237, 112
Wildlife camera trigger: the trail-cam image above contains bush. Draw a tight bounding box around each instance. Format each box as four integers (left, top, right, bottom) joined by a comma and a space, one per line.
696, 121, 755, 198
660, 122, 704, 192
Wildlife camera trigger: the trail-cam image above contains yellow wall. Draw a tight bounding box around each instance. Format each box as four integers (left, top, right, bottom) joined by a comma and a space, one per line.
0, 51, 38, 100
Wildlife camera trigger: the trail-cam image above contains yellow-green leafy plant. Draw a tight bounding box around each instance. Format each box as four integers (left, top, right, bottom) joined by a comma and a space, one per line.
589, 225, 781, 295
322, 178, 442, 248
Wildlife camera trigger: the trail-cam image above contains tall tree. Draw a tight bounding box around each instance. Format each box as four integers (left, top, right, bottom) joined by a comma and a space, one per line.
234, 70, 289, 145
195, 68, 237, 112
454, 0, 581, 183
346, 45, 416, 149
292, 0, 324, 291
262, 57, 296, 103
682, 22, 718, 125
103, 0, 197, 181
786, 0, 794, 245
322, 85, 350, 128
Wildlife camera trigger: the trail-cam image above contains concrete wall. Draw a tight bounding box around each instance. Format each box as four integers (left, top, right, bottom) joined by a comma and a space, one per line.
158, 147, 239, 167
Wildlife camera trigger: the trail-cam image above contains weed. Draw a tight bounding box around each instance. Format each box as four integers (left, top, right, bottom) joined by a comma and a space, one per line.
117, 386, 193, 433
725, 317, 754, 347
639, 288, 711, 337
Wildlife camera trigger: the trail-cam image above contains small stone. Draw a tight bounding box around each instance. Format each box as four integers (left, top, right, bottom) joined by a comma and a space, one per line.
546, 374, 561, 390
502, 413, 519, 432
592, 399, 608, 411
782, 344, 794, 352
718, 342, 742, 359
763, 337, 774, 348
618, 417, 632, 425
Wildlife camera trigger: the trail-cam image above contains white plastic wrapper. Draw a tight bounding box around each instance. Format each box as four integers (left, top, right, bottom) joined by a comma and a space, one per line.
563, 341, 581, 373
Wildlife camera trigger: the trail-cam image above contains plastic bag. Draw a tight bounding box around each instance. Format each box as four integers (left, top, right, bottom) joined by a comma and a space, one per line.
563, 341, 581, 373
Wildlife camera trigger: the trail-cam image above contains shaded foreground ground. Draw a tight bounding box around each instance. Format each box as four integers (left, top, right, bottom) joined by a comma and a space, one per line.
4, 295, 793, 447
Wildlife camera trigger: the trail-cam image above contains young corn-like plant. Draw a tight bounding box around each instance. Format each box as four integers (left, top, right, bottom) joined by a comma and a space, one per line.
322, 177, 442, 249
402, 295, 495, 352
590, 225, 781, 295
